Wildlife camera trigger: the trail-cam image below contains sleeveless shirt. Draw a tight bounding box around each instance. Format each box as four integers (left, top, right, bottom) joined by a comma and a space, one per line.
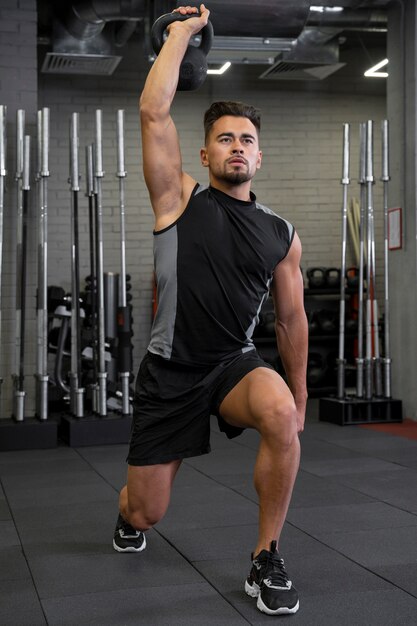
148, 183, 294, 366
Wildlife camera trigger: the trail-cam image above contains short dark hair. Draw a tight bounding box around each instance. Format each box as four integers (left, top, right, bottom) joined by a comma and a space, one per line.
203, 101, 261, 143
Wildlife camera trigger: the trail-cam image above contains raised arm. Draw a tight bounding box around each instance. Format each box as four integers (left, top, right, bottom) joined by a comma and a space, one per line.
271, 233, 308, 432
140, 4, 210, 230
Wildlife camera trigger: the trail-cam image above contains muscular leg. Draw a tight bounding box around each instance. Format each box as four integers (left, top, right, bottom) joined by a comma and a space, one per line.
119, 459, 182, 530
219, 367, 300, 556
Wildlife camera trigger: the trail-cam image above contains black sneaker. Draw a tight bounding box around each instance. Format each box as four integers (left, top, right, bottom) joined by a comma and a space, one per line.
245, 540, 299, 615
112, 514, 147, 553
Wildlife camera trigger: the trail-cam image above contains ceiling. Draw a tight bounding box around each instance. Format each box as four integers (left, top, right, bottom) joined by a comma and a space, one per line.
36, 0, 391, 82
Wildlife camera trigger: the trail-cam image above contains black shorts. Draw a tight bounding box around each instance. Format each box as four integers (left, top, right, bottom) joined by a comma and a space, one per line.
127, 350, 275, 466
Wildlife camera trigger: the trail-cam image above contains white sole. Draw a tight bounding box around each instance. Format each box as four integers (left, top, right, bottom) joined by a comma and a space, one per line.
257, 596, 300, 615
112, 534, 147, 553
245, 580, 299, 615
245, 580, 260, 598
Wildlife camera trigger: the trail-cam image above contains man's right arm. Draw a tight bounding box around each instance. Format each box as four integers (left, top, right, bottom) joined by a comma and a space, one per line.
140, 4, 210, 230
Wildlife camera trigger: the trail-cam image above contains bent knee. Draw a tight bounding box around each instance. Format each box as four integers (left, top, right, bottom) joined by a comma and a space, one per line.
257, 399, 298, 447
128, 505, 166, 531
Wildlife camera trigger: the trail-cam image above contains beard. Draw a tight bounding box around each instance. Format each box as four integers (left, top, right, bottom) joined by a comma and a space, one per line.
219, 161, 253, 185
221, 170, 252, 185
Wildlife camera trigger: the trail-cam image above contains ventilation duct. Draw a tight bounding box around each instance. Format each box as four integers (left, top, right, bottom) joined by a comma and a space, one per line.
174, 0, 311, 38
260, 26, 346, 81
41, 0, 146, 76
260, 60, 346, 81
42, 53, 123, 76
307, 9, 387, 32
63, 0, 146, 40
207, 37, 294, 66
260, 7, 387, 81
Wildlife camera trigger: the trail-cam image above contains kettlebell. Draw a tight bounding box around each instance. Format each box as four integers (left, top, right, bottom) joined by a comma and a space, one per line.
307, 267, 326, 289
307, 311, 319, 335
307, 353, 327, 387
317, 309, 338, 334
325, 267, 341, 289
346, 317, 358, 333
151, 12, 214, 91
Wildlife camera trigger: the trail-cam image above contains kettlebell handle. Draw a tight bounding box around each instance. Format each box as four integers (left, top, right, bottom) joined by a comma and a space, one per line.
151, 12, 214, 57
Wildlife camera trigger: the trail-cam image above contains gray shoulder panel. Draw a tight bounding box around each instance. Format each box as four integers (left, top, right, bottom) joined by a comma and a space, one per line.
255, 201, 294, 243
195, 183, 208, 195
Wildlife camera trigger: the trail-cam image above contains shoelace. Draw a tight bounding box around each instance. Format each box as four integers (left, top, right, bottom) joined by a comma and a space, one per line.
120, 522, 140, 537
262, 552, 291, 589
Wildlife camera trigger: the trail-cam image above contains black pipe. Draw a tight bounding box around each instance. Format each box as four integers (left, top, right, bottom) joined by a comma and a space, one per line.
64, 0, 146, 40
173, 0, 310, 38
114, 20, 140, 47
307, 9, 387, 31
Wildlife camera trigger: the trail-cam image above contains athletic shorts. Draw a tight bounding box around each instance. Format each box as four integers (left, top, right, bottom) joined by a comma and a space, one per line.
127, 350, 275, 466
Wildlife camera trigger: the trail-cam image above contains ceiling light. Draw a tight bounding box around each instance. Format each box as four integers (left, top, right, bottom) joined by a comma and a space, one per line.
364, 58, 388, 78
207, 61, 231, 75
310, 6, 344, 12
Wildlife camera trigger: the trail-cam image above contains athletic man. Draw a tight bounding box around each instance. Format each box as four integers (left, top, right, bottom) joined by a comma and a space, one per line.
113, 3, 308, 616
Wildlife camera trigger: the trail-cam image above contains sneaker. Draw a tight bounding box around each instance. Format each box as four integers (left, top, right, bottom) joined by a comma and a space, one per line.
245, 540, 299, 615
113, 514, 147, 553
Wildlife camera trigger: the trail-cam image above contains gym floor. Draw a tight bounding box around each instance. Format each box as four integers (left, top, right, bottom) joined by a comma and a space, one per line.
1, 400, 417, 625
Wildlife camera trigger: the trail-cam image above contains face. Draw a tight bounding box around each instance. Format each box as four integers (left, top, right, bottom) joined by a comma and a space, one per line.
200, 116, 262, 185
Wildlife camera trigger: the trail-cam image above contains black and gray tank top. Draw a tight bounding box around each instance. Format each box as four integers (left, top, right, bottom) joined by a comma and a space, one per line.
148, 183, 294, 366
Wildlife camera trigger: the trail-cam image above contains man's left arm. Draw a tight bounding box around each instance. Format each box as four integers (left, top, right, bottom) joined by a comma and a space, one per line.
271, 232, 308, 432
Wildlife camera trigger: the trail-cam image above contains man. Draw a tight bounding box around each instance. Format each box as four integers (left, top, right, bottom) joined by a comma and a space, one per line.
113, 3, 308, 617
